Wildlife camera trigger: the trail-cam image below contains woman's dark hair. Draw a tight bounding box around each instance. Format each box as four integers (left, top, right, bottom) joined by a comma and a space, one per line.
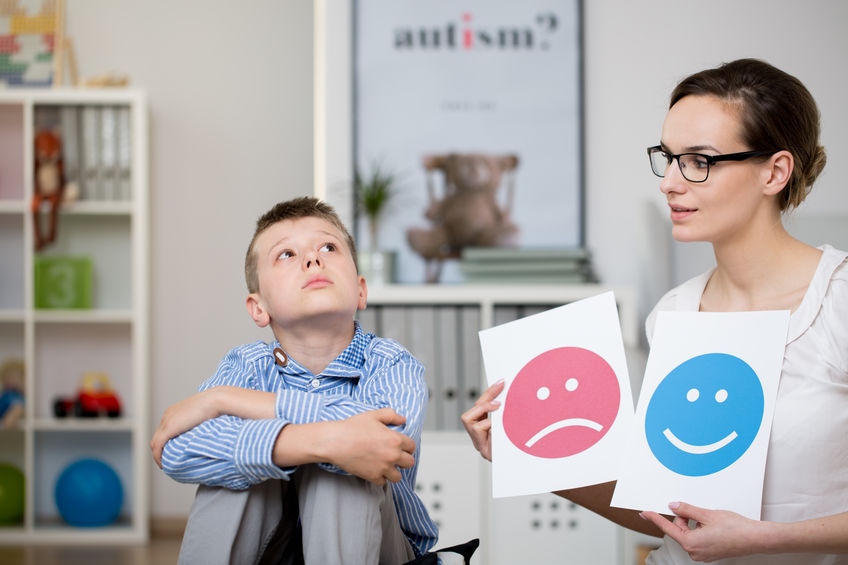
670, 58, 826, 211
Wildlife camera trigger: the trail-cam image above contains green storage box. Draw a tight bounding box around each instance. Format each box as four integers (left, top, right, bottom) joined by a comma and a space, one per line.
34, 256, 93, 309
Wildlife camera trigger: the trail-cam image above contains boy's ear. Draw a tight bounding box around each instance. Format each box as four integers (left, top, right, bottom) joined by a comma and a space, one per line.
762, 150, 793, 196
357, 275, 368, 311
246, 293, 271, 328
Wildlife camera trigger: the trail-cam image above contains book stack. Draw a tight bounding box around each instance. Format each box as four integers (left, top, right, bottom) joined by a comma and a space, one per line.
459, 247, 596, 284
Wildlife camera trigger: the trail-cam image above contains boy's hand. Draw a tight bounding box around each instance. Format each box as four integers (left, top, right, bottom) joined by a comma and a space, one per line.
328, 408, 416, 485
287, 408, 414, 486
151, 386, 277, 468
150, 388, 224, 468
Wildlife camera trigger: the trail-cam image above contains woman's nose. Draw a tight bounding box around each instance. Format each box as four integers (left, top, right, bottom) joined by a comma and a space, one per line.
660, 160, 687, 195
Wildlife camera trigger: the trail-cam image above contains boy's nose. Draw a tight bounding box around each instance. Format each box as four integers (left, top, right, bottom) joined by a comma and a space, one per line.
304, 255, 322, 270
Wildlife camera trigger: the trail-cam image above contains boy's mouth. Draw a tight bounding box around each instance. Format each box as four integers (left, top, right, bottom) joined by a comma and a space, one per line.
303, 275, 332, 289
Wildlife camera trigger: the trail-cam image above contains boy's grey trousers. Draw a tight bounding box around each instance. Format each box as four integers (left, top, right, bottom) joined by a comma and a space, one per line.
177, 464, 416, 565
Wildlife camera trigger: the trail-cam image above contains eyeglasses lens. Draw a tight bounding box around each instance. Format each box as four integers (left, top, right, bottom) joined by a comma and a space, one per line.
649, 150, 671, 177
678, 154, 709, 182
649, 149, 710, 182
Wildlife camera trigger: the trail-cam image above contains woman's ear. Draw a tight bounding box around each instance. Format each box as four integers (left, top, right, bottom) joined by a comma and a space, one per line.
246, 293, 271, 328
763, 150, 794, 196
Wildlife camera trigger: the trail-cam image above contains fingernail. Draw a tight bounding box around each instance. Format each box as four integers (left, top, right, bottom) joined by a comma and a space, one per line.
491, 400, 501, 406
669, 501, 680, 510
495, 378, 505, 386
638, 512, 646, 520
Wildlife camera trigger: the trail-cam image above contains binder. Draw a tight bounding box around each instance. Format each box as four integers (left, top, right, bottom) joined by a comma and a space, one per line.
80, 105, 100, 200
407, 306, 439, 430
435, 306, 460, 430
117, 106, 132, 200
379, 306, 408, 345
493, 305, 520, 326
458, 306, 483, 424
99, 105, 117, 200
58, 106, 80, 190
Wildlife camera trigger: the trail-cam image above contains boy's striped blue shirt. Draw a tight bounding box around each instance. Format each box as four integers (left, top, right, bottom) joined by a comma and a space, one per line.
161, 322, 438, 556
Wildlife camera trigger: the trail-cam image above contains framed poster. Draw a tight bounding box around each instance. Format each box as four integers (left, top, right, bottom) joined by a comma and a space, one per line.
0, 0, 62, 87
352, 0, 584, 284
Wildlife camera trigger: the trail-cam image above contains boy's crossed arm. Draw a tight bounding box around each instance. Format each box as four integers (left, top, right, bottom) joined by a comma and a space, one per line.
151, 386, 416, 486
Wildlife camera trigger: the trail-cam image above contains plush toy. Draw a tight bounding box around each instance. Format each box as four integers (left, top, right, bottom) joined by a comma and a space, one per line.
0, 360, 25, 429
406, 152, 519, 283
32, 129, 65, 251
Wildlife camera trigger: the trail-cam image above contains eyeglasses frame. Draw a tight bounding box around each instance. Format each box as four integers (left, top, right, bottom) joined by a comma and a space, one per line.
647, 145, 778, 183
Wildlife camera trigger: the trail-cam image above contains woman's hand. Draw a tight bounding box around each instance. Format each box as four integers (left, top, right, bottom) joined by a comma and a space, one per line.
641, 502, 764, 562
460, 379, 505, 461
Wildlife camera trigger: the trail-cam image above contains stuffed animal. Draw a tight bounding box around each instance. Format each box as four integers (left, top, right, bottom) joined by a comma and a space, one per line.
407, 152, 519, 282
32, 129, 65, 251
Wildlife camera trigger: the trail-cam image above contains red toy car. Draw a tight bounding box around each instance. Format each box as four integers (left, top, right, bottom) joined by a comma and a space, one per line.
54, 372, 122, 418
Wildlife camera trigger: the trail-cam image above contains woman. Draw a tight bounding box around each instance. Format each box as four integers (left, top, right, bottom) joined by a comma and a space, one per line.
462, 59, 848, 564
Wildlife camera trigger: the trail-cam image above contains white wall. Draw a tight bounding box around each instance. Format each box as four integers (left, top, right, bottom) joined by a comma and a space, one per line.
62, 0, 848, 518
65, 0, 313, 516
583, 0, 848, 336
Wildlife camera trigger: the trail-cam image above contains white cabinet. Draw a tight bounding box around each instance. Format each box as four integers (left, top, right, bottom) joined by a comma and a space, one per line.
0, 89, 148, 544
363, 284, 644, 564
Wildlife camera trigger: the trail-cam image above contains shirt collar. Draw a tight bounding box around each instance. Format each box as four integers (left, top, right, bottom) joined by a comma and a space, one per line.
272, 321, 372, 378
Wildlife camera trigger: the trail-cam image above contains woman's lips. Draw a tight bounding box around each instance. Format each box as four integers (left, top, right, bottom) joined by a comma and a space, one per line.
669, 204, 697, 221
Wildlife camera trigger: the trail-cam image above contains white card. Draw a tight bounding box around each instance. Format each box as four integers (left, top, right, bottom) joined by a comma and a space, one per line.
479, 291, 634, 498
611, 310, 790, 519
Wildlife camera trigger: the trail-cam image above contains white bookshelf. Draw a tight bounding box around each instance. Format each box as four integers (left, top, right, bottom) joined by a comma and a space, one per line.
0, 89, 148, 544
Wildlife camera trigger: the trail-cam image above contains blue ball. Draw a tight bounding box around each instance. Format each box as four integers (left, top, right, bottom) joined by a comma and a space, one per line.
55, 458, 123, 527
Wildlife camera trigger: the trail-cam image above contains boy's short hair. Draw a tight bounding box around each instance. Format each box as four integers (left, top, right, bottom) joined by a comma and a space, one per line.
245, 197, 357, 294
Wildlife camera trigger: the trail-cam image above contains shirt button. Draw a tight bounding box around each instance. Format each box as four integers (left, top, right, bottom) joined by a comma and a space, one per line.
310, 379, 320, 389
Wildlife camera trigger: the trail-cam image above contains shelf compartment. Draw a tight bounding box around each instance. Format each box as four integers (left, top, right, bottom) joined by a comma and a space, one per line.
34, 104, 133, 204
0, 321, 24, 363
0, 103, 24, 202
0, 429, 26, 529
0, 215, 25, 311
0, 429, 25, 470
34, 323, 133, 420
33, 430, 134, 530
34, 214, 131, 310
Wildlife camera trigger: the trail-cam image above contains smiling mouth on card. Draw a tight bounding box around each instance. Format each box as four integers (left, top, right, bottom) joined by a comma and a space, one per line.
663, 428, 737, 454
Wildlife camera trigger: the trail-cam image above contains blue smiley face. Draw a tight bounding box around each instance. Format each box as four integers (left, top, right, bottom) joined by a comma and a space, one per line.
645, 353, 764, 476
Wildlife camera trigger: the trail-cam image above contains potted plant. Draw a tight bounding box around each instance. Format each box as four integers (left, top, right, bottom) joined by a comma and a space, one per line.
355, 163, 398, 285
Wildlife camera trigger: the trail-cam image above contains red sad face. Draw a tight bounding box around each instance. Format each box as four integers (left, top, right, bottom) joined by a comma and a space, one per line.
503, 347, 620, 459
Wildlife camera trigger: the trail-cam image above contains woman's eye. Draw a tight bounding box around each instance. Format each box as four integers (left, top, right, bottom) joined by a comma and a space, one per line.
320, 242, 336, 252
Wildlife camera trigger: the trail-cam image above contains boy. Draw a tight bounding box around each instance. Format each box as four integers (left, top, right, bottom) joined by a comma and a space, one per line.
151, 197, 438, 564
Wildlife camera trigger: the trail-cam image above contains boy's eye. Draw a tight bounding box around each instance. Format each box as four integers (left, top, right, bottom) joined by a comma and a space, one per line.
277, 250, 294, 260
319, 242, 336, 252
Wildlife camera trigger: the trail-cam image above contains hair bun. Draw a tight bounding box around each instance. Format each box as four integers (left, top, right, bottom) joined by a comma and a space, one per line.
805, 145, 827, 187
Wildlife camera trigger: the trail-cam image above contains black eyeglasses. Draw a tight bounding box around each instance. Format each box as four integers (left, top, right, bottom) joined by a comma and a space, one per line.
647, 145, 777, 183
